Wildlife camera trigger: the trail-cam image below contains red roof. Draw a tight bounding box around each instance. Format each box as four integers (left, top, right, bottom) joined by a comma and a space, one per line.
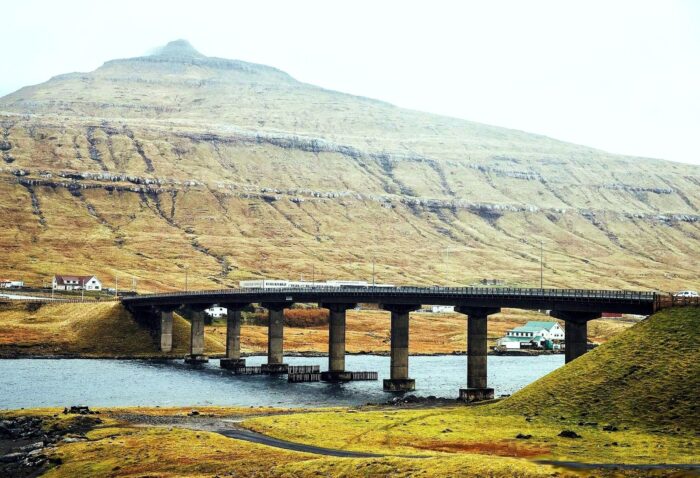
53, 275, 97, 286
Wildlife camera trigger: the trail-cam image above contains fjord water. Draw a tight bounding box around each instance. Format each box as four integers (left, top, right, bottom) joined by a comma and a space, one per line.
0, 355, 563, 409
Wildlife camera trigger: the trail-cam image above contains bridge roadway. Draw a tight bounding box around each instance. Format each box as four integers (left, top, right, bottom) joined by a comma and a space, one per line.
122, 286, 658, 401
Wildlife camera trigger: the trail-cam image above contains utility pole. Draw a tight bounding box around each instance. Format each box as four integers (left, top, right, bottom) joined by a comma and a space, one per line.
540, 241, 544, 289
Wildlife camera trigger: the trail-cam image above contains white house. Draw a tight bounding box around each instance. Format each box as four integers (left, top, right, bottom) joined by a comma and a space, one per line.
431, 305, 455, 313
497, 321, 565, 350
205, 306, 227, 318
52, 275, 102, 291
0, 279, 23, 289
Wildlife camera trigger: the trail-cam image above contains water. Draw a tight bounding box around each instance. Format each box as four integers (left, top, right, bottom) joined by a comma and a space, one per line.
0, 355, 563, 409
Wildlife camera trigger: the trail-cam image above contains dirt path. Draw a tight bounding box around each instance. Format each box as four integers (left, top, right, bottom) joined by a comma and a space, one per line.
113, 412, 426, 458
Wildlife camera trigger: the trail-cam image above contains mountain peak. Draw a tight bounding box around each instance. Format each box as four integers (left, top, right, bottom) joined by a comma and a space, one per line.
151, 39, 204, 59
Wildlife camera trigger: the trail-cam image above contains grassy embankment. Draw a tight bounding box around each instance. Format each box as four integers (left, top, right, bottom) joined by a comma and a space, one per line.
0, 301, 633, 356
1, 307, 696, 477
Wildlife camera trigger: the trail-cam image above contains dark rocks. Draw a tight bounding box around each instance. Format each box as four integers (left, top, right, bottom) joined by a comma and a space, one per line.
0, 141, 11, 151
387, 394, 457, 406
516, 433, 532, 439
188, 410, 200, 416
558, 430, 582, 439
1, 412, 101, 477
0, 416, 44, 439
63, 405, 98, 415
603, 424, 619, 432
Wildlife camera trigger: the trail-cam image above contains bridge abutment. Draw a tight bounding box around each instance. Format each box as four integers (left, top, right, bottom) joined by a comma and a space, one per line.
320, 303, 357, 382
382, 304, 420, 392
550, 310, 601, 363
456, 306, 501, 402
220, 304, 248, 369
261, 303, 288, 374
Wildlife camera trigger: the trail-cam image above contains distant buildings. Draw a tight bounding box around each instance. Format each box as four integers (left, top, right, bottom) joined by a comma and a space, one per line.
52, 275, 102, 291
497, 321, 564, 350
205, 306, 227, 318
0, 279, 24, 289
430, 305, 455, 313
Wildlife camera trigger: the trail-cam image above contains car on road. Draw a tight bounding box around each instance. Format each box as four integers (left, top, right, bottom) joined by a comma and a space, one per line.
673, 290, 699, 297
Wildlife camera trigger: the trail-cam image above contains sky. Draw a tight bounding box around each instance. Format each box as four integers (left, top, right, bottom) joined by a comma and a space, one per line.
2, 0, 699, 165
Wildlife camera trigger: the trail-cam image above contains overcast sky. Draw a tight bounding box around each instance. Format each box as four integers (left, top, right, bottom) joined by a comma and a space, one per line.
2, 0, 699, 165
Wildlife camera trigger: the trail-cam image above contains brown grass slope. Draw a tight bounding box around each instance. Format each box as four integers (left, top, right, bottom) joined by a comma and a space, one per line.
0, 302, 224, 357
0, 40, 699, 291
497, 307, 700, 433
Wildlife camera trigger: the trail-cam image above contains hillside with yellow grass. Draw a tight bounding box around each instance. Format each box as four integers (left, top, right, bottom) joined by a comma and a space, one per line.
1, 40, 698, 292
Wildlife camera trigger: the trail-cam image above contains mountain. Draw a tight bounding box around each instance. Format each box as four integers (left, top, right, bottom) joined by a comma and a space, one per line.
0, 40, 698, 291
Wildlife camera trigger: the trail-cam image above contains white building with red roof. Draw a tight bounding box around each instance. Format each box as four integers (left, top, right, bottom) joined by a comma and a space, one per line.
52, 274, 102, 291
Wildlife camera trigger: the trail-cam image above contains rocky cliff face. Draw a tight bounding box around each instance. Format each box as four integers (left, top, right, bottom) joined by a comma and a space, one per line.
0, 41, 698, 291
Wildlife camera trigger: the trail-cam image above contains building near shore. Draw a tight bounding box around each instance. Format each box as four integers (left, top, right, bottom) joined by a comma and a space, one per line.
52, 274, 102, 291
497, 321, 564, 350
0, 279, 23, 289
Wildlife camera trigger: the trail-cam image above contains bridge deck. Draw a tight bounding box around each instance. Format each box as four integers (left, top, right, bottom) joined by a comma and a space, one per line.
122, 287, 658, 315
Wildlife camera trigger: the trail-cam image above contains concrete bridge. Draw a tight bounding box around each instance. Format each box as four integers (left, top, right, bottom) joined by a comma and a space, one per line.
122, 287, 658, 401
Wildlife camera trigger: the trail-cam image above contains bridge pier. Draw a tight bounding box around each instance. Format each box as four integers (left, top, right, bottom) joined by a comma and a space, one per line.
220, 304, 249, 369
320, 303, 357, 382
550, 310, 601, 363
185, 306, 210, 364
261, 303, 288, 374
382, 304, 420, 392
456, 306, 500, 402
155, 306, 180, 353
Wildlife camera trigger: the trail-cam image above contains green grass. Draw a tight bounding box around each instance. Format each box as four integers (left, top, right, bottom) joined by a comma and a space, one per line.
497, 307, 700, 433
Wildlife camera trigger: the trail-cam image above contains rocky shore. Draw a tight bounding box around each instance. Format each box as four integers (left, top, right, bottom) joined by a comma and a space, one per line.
0, 409, 102, 477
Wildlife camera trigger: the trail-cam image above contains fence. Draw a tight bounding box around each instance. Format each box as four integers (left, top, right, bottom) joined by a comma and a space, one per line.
287, 365, 320, 374
288, 372, 321, 383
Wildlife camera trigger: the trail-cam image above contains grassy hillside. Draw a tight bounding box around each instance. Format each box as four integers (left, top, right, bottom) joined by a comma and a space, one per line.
498, 307, 700, 432
0, 40, 698, 291
0, 302, 630, 357
0, 301, 224, 357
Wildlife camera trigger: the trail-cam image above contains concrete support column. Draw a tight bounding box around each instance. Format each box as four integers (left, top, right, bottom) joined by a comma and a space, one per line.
456, 306, 500, 402
159, 310, 173, 353
261, 303, 289, 374
220, 303, 249, 369
550, 311, 601, 363
185, 307, 209, 364
381, 304, 420, 392
320, 303, 356, 382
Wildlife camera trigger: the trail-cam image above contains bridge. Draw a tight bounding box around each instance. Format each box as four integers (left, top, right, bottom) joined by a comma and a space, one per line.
123, 287, 659, 401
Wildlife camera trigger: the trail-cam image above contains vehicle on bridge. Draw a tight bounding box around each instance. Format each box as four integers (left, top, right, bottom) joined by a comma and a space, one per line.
239, 279, 395, 289
674, 290, 699, 298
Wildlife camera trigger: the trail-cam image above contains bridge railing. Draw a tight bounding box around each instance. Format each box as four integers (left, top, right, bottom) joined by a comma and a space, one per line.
656, 294, 700, 309
122, 286, 657, 303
